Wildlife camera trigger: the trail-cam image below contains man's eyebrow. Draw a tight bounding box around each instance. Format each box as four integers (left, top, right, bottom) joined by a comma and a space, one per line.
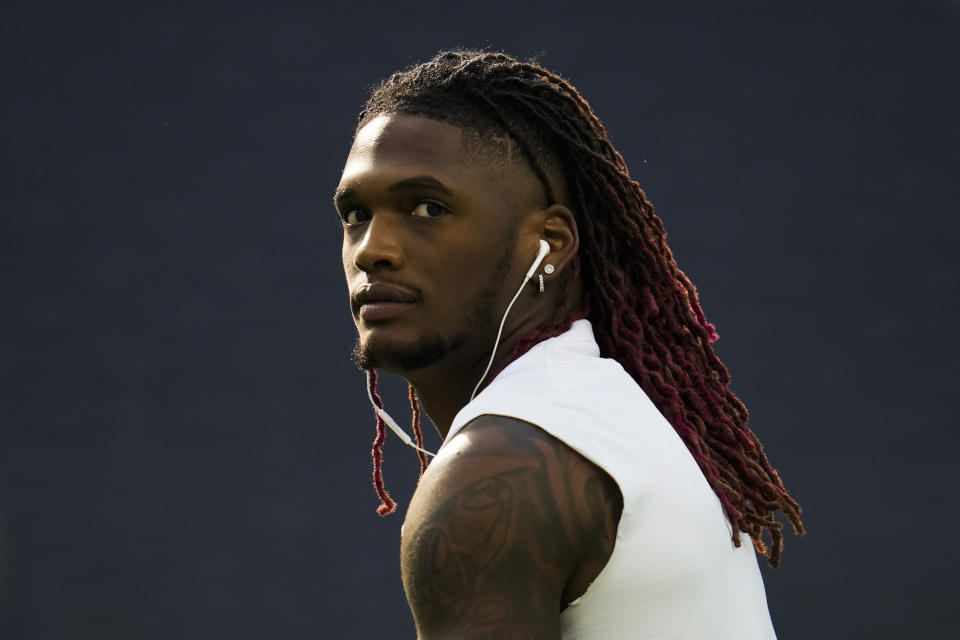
333, 175, 454, 206
332, 186, 355, 205
388, 175, 453, 195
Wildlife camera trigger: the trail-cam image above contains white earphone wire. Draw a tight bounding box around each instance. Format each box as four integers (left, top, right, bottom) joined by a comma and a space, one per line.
365, 370, 436, 457
470, 239, 549, 401
364, 240, 549, 452
469, 273, 530, 402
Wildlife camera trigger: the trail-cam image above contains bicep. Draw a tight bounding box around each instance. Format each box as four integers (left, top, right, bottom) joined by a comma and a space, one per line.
400, 417, 572, 640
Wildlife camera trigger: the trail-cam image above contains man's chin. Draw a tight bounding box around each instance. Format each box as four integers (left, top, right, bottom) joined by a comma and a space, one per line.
352, 330, 466, 373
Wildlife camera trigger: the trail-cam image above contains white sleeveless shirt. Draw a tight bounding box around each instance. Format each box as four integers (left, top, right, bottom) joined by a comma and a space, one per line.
442, 320, 777, 639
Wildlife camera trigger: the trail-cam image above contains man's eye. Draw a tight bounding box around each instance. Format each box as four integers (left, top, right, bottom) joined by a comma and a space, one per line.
342, 209, 370, 226
411, 202, 447, 218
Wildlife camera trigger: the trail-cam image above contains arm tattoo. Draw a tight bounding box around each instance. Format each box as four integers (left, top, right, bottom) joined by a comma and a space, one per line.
411, 477, 513, 623
401, 417, 622, 639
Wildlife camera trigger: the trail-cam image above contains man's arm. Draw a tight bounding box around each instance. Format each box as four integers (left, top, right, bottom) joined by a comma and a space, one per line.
400, 415, 622, 640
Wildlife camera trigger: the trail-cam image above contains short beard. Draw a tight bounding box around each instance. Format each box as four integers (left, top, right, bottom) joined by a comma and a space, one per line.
351, 330, 468, 372
351, 233, 517, 374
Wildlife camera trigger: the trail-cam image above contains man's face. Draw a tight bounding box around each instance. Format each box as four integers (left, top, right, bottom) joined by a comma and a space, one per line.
335, 113, 544, 374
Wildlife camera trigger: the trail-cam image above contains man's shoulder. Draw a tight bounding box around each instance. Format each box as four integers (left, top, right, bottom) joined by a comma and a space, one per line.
405, 415, 568, 529
425, 414, 604, 496
447, 414, 559, 456
400, 414, 622, 634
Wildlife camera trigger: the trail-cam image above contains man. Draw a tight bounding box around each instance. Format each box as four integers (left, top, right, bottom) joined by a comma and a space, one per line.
334, 50, 804, 639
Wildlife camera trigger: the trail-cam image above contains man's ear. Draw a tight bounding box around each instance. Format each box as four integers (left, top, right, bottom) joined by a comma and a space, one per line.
537, 204, 579, 282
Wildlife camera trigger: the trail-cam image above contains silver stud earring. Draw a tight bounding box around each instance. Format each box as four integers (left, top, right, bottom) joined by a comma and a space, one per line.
538, 273, 545, 293
543, 264, 555, 275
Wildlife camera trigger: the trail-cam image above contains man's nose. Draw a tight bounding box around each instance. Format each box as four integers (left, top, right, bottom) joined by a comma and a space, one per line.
352, 214, 405, 272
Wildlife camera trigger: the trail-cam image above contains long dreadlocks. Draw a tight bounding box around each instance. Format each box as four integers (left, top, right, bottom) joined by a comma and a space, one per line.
356, 50, 804, 566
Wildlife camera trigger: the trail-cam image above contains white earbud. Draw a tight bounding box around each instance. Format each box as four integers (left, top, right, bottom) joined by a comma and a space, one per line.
525, 239, 551, 280
470, 239, 550, 401
366, 238, 553, 455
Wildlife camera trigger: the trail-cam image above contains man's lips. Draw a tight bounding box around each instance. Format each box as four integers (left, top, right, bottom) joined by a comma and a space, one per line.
352, 282, 419, 322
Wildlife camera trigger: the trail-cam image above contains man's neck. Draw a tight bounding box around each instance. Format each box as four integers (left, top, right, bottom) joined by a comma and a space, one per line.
406, 307, 563, 438
403, 279, 583, 438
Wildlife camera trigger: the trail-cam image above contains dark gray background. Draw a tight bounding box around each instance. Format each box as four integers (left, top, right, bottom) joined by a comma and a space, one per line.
2, 0, 958, 637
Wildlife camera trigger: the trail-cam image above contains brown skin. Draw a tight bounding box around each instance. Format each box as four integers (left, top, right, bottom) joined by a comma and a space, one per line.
336, 114, 622, 639
402, 417, 622, 640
